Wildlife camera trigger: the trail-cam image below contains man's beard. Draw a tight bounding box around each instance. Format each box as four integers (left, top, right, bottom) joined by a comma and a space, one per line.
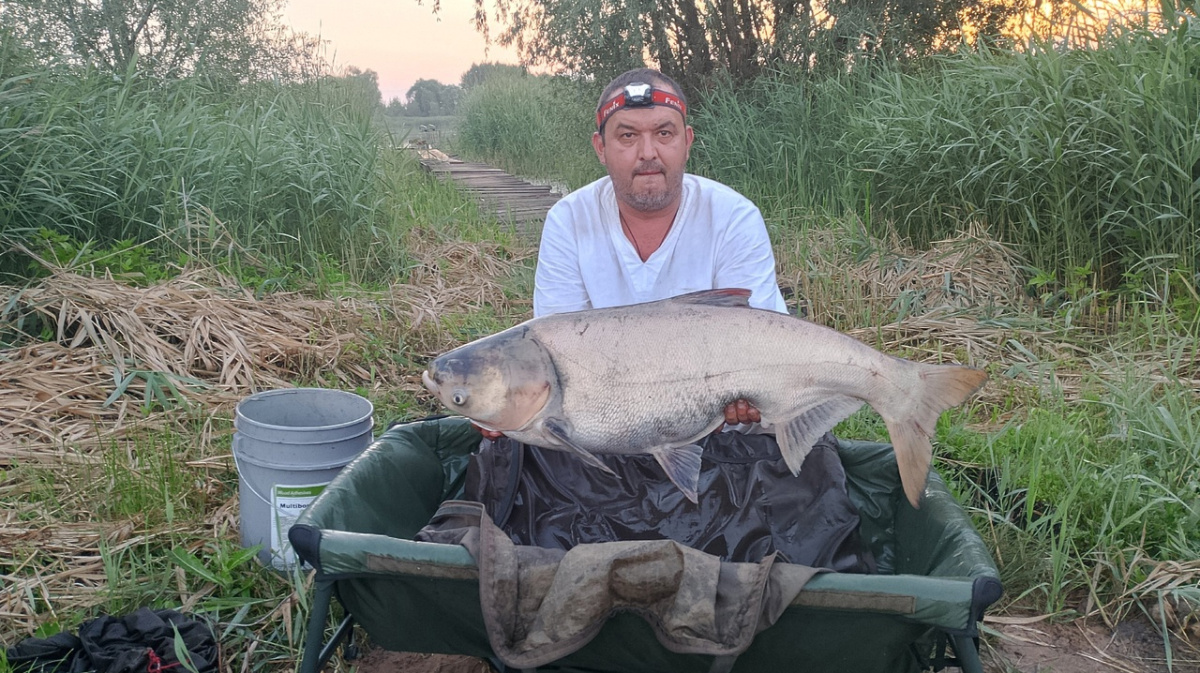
622, 161, 679, 212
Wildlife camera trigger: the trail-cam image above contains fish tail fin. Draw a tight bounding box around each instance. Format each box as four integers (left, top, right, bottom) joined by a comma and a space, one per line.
883, 365, 988, 508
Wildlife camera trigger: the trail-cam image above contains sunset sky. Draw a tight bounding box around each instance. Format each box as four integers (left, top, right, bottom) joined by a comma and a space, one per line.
283, 0, 522, 104
283, 0, 1151, 104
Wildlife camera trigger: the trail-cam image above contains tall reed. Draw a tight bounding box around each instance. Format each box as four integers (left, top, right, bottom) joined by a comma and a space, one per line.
843, 29, 1199, 289
686, 71, 865, 219
454, 74, 602, 190
0, 60, 390, 281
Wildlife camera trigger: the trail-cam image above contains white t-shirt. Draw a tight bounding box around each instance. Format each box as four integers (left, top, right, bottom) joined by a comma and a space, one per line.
533, 174, 788, 318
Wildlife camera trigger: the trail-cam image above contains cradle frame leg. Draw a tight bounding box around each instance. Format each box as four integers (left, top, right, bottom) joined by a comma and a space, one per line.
300, 579, 356, 673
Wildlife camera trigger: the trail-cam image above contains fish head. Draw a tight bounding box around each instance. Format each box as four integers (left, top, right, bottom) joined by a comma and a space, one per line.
422, 328, 556, 432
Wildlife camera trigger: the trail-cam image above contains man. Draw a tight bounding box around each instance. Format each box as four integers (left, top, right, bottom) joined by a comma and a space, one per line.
480, 67, 783, 437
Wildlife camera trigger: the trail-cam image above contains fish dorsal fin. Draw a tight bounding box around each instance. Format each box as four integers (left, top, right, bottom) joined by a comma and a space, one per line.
650, 443, 705, 504
542, 417, 618, 477
774, 396, 865, 476
669, 288, 753, 308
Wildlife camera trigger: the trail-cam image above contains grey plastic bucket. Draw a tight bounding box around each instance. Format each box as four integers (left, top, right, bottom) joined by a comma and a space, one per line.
234, 387, 373, 569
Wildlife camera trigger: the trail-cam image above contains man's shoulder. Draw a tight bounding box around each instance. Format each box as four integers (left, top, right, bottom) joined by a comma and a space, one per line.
542, 176, 613, 242
681, 174, 763, 233
683, 174, 757, 208
552, 175, 612, 210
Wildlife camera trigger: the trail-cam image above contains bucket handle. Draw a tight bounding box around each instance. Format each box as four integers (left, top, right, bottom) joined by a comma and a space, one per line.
232, 437, 273, 507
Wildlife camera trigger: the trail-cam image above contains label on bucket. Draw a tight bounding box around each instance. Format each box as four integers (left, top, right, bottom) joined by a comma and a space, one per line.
270, 483, 328, 570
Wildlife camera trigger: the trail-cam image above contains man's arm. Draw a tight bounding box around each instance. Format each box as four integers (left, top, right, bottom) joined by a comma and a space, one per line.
481, 208, 589, 439
714, 202, 788, 314
713, 197, 784, 427
532, 207, 591, 318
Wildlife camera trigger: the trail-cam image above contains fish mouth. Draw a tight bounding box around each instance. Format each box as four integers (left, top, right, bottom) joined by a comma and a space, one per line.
421, 369, 439, 396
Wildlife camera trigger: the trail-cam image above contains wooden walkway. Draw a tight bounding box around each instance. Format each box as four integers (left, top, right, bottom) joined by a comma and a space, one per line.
418, 154, 562, 229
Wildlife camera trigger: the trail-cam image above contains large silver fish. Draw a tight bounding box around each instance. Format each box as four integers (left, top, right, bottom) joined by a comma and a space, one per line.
422, 289, 986, 507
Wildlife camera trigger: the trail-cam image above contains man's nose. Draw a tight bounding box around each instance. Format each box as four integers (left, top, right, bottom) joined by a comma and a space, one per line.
637, 134, 658, 160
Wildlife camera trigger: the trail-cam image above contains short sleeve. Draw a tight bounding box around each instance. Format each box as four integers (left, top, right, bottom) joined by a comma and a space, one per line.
533, 205, 591, 318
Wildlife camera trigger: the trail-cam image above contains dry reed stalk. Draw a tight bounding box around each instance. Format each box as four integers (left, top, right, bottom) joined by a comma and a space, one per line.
0, 269, 407, 458
1083, 552, 1200, 646
0, 520, 151, 635
388, 237, 535, 356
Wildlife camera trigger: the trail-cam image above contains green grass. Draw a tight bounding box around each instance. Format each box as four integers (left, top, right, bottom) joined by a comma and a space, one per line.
934, 373, 1199, 615
454, 73, 604, 190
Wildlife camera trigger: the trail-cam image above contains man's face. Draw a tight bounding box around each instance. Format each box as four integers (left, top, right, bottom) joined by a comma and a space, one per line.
592, 102, 694, 215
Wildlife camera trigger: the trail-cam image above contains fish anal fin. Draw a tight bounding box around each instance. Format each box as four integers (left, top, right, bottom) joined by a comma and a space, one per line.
542, 417, 617, 476
651, 444, 704, 504
669, 289, 753, 308
775, 396, 865, 476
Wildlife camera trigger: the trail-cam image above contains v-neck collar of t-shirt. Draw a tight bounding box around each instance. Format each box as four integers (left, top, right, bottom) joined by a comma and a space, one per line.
605, 182, 690, 287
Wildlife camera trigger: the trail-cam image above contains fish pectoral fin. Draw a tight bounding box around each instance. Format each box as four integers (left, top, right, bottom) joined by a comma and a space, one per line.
541, 417, 617, 476
650, 444, 704, 504
775, 396, 865, 476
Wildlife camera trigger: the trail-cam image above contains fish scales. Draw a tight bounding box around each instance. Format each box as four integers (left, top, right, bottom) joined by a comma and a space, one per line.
535, 303, 876, 447
423, 289, 987, 507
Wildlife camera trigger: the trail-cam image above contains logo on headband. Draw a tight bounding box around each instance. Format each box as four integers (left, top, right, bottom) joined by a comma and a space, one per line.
596, 83, 687, 130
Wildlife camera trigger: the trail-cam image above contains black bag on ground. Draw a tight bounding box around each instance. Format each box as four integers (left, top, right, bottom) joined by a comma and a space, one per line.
5, 607, 217, 673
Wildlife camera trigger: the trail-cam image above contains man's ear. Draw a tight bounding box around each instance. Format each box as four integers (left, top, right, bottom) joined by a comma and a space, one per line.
591, 131, 606, 165
684, 125, 694, 159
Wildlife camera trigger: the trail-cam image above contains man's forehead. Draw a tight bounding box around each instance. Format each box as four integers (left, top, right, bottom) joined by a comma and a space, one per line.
606, 105, 685, 130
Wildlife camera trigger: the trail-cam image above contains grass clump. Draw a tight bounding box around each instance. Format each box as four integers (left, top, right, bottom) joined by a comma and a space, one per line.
937, 374, 1199, 615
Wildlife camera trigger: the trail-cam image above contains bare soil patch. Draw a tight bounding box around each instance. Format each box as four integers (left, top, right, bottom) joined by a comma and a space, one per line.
983, 616, 1200, 672
347, 617, 1200, 673
352, 650, 494, 673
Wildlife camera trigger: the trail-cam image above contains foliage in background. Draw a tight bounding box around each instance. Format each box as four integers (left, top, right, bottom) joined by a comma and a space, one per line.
0, 0, 325, 83
400, 78, 461, 116
454, 72, 603, 189
842, 27, 1200, 292
460, 61, 529, 90
471, 0, 1067, 89
456, 21, 1199, 303
384, 63, 529, 118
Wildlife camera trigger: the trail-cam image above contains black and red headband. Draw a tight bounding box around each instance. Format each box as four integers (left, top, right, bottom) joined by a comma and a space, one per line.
596, 82, 687, 131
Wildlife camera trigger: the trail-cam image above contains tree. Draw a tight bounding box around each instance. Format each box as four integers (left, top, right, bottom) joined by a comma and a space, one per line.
1, 0, 321, 81
343, 66, 383, 108
385, 96, 406, 116
470, 0, 1047, 88
460, 61, 527, 90
405, 78, 460, 116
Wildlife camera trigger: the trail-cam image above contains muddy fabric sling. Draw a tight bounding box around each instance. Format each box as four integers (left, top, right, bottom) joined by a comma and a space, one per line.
416, 500, 822, 669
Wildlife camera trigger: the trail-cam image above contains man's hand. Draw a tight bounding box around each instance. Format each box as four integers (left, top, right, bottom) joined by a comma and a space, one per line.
472, 422, 504, 440
723, 399, 761, 426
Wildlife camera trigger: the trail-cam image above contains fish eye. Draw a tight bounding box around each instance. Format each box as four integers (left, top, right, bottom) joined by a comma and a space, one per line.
452, 392, 467, 406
